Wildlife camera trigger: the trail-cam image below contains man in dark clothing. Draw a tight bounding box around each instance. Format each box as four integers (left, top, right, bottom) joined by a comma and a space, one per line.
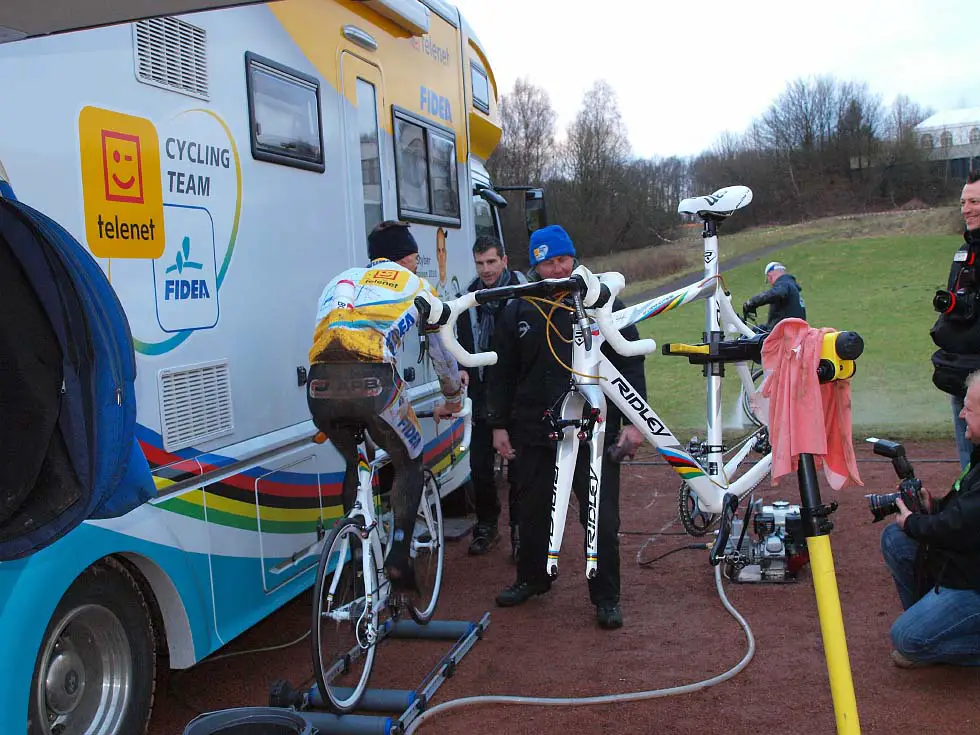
487, 225, 646, 630
880, 369, 980, 668
742, 261, 806, 331
929, 172, 980, 469
456, 235, 526, 558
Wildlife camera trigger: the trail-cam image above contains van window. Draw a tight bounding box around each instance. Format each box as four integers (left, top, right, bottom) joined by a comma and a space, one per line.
472, 193, 498, 240
356, 78, 384, 234
393, 109, 460, 226
471, 63, 490, 114
245, 52, 325, 172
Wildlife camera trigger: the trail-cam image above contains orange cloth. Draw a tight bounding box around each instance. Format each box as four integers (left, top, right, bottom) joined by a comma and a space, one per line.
760, 318, 862, 490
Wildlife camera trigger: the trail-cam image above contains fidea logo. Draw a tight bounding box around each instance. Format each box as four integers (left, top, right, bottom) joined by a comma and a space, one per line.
164, 236, 210, 301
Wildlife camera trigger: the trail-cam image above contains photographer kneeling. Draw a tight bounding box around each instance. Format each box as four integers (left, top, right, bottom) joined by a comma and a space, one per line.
881, 370, 980, 668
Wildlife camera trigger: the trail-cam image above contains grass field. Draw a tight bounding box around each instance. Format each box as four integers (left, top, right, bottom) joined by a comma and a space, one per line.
629, 217, 962, 440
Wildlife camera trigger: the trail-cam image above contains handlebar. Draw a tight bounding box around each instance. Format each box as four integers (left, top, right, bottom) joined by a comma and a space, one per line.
414, 266, 658, 368
417, 396, 473, 453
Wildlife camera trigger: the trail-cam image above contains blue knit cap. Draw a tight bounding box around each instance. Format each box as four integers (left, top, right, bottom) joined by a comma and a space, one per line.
529, 225, 576, 267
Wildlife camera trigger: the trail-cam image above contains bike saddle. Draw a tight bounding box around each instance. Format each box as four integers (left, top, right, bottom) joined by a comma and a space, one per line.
677, 185, 753, 218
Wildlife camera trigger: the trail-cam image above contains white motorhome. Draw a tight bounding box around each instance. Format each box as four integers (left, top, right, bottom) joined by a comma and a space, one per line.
0, 1, 505, 732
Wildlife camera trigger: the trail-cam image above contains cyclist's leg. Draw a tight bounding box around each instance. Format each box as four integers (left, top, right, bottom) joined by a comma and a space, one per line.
371, 370, 425, 589
307, 363, 362, 514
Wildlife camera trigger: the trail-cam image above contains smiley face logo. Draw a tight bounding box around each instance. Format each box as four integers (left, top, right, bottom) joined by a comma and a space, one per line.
101, 129, 145, 204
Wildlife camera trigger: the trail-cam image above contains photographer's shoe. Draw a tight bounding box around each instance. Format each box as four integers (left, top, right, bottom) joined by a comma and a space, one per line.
890, 650, 933, 669
495, 579, 551, 607
596, 603, 623, 630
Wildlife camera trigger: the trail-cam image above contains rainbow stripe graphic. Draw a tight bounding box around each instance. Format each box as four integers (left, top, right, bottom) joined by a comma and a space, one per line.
140, 419, 467, 534
639, 292, 686, 320
657, 447, 705, 480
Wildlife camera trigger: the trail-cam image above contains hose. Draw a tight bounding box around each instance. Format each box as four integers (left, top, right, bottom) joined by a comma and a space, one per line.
403, 563, 755, 734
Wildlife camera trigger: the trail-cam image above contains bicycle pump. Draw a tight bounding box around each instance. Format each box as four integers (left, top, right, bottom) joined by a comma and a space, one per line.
797, 329, 865, 735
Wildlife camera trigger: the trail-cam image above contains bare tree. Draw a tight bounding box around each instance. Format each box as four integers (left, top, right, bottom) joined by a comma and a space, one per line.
487, 77, 557, 186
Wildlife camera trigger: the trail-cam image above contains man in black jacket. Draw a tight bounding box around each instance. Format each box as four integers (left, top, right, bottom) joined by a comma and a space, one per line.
880, 370, 980, 668
456, 235, 526, 557
930, 172, 980, 469
487, 225, 645, 629
742, 262, 806, 331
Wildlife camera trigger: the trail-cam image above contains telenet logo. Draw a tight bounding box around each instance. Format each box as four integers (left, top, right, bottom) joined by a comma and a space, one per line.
79, 106, 166, 258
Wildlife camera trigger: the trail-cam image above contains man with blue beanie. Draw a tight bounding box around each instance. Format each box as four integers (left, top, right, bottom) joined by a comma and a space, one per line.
486, 224, 646, 629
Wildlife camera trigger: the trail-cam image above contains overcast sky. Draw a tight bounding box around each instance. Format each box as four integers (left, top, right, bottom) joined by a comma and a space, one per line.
452, 0, 979, 159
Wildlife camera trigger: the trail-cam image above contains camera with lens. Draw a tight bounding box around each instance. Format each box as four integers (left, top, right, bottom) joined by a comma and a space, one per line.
934, 258, 980, 323
865, 438, 932, 523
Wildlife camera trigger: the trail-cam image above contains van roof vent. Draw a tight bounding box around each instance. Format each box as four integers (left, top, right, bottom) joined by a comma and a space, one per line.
134, 16, 209, 100
158, 359, 234, 452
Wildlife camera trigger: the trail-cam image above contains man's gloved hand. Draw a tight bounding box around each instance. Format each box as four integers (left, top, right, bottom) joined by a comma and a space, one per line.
742, 300, 757, 321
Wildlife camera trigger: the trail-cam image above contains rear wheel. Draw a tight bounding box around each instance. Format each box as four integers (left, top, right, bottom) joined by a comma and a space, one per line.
407, 471, 445, 624
311, 518, 379, 713
29, 557, 156, 735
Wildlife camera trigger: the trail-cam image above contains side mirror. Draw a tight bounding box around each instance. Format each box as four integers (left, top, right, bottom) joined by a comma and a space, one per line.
524, 188, 547, 235
477, 185, 508, 209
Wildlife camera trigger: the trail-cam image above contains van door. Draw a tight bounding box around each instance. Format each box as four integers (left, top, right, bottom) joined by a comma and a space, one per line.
339, 52, 424, 374
340, 52, 386, 242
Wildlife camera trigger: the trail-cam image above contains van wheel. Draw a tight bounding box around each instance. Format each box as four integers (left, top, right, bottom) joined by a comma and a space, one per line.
29, 558, 156, 735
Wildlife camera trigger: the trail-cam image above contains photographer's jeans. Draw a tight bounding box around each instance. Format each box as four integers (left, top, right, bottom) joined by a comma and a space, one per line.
881, 523, 980, 665
952, 396, 972, 470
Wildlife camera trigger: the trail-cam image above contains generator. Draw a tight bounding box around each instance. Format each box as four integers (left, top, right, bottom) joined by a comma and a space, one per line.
722, 500, 810, 583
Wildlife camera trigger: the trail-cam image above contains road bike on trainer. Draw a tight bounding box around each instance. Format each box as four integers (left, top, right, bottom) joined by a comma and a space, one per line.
310, 399, 471, 713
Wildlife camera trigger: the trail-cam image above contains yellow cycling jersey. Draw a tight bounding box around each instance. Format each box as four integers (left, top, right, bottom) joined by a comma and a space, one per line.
309, 258, 435, 366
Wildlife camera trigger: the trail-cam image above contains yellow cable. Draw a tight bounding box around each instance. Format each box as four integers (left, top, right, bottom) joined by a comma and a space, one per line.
520, 294, 603, 381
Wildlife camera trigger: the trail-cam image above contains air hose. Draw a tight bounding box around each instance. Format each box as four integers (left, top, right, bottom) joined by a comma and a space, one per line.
403, 563, 755, 734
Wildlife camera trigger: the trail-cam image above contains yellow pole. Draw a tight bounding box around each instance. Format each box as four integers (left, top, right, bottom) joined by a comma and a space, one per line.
808, 534, 861, 734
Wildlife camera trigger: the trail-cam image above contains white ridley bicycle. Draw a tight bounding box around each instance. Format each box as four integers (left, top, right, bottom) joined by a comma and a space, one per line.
310, 399, 472, 713
417, 186, 778, 577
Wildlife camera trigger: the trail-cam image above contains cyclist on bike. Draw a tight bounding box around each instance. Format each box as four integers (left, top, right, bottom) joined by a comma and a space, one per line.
742, 261, 806, 331
307, 221, 463, 592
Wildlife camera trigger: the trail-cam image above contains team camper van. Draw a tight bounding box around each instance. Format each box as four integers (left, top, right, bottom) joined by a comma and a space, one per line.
0, 0, 506, 732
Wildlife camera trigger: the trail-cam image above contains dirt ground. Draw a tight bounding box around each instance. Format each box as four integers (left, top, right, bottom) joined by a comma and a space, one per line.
150, 440, 980, 735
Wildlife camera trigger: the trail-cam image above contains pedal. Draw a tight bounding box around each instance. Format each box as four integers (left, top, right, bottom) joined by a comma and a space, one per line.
709, 493, 739, 566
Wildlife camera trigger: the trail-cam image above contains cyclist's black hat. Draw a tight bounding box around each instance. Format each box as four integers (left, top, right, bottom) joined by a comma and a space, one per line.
368, 220, 419, 262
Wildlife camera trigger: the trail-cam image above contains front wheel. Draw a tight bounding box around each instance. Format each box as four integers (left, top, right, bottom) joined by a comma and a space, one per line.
311, 518, 379, 714
407, 471, 445, 624
29, 558, 157, 735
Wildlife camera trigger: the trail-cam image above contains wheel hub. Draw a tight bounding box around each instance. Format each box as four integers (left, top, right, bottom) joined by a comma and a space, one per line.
44, 641, 86, 715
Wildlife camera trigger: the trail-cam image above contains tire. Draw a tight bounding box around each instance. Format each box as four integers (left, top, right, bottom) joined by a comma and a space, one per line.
408, 471, 445, 624
29, 557, 157, 735
311, 518, 379, 714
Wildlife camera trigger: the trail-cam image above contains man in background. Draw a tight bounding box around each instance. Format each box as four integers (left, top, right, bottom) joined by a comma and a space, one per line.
742, 261, 806, 330
456, 235, 526, 558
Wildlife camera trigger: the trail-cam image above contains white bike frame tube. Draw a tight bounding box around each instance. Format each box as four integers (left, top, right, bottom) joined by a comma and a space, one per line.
547, 392, 581, 579
703, 232, 725, 483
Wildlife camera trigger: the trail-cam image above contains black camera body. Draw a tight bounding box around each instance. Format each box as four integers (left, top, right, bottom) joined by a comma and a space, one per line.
865, 438, 930, 522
